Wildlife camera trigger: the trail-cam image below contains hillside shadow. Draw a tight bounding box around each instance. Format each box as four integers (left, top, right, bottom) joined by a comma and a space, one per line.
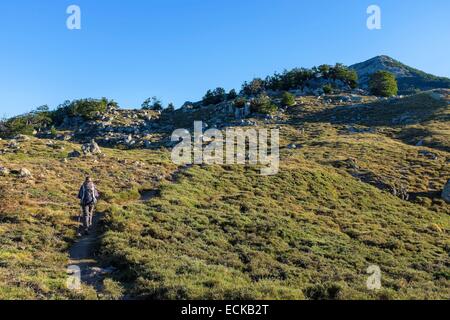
299, 94, 448, 128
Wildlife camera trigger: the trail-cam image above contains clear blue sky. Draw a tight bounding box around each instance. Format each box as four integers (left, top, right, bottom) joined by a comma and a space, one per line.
1, 0, 449, 117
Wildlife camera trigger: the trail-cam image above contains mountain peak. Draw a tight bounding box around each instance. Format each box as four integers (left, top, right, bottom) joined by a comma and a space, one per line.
351, 56, 450, 94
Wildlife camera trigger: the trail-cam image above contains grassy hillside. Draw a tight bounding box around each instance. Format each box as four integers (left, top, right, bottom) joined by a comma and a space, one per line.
100, 160, 449, 299
0, 90, 449, 300
0, 138, 175, 299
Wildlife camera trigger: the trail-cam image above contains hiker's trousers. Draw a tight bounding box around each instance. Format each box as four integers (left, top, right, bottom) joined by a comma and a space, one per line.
81, 203, 95, 230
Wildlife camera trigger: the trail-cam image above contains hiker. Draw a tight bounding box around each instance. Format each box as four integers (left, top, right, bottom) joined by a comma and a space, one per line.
77, 177, 99, 235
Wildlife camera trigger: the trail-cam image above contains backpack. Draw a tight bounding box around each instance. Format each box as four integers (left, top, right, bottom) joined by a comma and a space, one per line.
80, 183, 98, 205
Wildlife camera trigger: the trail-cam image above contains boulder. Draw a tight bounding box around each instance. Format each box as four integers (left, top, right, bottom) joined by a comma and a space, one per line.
442, 180, 450, 203
8, 140, 20, 150
287, 144, 302, 150
82, 140, 102, 155
19, 168, 32, 178
14, 134, 30, 142
0, 166, 10, 176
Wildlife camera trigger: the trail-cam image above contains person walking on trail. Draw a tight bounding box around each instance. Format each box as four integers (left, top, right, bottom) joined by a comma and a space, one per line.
77, 177, 99, 236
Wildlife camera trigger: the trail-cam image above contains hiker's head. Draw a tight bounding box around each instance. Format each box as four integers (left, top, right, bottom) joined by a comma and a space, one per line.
85, 176, 92, 183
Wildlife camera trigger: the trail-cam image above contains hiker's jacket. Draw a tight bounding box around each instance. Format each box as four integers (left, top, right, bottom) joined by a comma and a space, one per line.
78, 183, 99, 206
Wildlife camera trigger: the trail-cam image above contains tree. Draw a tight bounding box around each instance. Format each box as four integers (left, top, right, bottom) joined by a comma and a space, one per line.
72, 98, 108, 118
318, 65, 331, 78
250, 94, 278, 114
332, 63, 358, 89
281, 92, 296, 107
166, 103, 175, 112
369, 71, 399, 97
142, 97, 163, 111
227, 89, 238, 100
202, 88, 226, 105
241, 78, 265, 96
323, 84, 333, 95
35, 105, 50, 113
234, 97, 247, 108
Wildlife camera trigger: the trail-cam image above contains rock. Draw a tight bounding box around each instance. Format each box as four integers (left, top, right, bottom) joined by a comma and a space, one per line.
0, 166, 10, 176
287, 144, 301, 150
91, 266, 115, 275
19, 168, 32, 178
8, 140, 20, 150
82, 139, 102, 155
125, 135, 133, 144
14, 134, 30, 142
134, 161, 145, 168
442, 180, 450, 203
391, 184, 409, 201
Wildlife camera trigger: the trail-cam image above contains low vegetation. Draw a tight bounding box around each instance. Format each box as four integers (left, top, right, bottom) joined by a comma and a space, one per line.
0, 84, 448, 300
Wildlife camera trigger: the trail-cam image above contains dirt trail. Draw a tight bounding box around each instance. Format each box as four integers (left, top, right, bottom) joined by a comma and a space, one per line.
68, 213, 106, 290
66, 164, 193, 294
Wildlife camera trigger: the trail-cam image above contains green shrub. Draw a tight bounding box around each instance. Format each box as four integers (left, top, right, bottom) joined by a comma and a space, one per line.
50, 126, 58, 136
202, 88, 227, 105
166, 103, 175, 112
234, 97, 247, 108
304, 283, 343, 300
227, 89, 238, 100
250, 94, 278, 114
142, 97, 163, 111
101, 278, 124, 300
241, 78, 266, 96
281, 92, 296, 107
369, 71, 399, 97
52, 98, 109, 124
69, 98, 108, 119
331, 63, 358, 89
0, 106, 53, 137
323, 84, 333, 94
